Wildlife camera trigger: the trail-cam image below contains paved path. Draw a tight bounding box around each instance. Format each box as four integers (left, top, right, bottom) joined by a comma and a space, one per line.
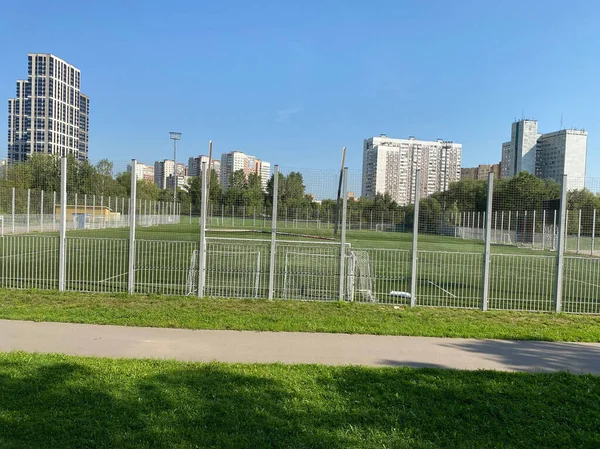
1, 319, 600, 374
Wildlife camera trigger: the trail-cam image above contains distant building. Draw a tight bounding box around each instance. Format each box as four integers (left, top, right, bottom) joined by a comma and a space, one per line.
461, 163, 501, 181
361, 135, 462, 205
127, 163, 155, 182
188, 155, 221, 181
154, 159, 186, 189
8, 53, 89, 162
501, 119, 587, 188
220, 151, 271, 190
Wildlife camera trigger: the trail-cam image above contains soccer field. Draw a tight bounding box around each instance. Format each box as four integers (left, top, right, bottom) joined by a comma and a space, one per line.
1, 222, 599, 313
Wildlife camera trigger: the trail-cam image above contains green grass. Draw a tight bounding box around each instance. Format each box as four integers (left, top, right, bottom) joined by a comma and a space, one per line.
2, 289, 600, 342
1, 352, 599, 448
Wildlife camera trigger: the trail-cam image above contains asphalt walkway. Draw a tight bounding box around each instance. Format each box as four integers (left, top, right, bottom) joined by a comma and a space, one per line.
1, 319, 600, 374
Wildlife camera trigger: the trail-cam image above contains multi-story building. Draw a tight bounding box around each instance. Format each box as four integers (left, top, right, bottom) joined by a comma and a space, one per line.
361, 135, 462, 205
154, 159, 186, 189
127, 162, 155, 182
188, 155, 221, 181
535, 130, 587, 189
501, 119, 587, 188
7, 53, 89, 162
220, 151, 271, 190
461, 163, 501, 181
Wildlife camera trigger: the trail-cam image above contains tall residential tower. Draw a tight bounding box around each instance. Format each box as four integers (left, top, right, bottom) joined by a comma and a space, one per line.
7, 53, 89, 162
501, 119, 587, 189
361, 135, 462, 205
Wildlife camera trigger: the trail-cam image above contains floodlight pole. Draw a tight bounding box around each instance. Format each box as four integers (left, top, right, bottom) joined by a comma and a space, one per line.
169, 132, 182, 202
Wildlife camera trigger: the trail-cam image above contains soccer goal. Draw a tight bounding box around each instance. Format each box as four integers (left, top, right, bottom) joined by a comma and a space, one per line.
282, 248, 375, 302
187, 247, 262, 298
347, 250, 375, 302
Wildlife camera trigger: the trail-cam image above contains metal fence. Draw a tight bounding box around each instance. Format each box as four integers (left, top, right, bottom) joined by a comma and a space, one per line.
1, 156, 600, 314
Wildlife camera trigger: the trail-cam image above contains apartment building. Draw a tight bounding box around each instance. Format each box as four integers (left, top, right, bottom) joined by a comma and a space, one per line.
461, 163, 501, 181
220, 151, 271, 190
361, 135, 462, 205
7, 53, 89, 162
188, 155, 221, 181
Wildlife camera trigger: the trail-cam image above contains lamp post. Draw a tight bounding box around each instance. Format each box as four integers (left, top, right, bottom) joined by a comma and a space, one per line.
169, 132, 182, 201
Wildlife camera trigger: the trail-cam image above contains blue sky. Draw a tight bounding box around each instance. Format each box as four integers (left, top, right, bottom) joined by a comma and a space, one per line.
1, 0, 600, 185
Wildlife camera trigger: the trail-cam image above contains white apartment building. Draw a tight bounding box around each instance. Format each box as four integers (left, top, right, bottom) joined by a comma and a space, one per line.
8, 53, 89, 162
220, 151, 271, 190
361, 135, 462, 205
154, 159, 186, 189
501, 119, 587, 189
535, 130, 587, 189
188, 155, 221, 181
127, 162, 155, 182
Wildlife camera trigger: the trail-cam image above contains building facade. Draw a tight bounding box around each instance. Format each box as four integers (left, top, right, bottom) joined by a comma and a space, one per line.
220, 151, 271, 190
361, 135, 462, 205
188, 155, 221, 181
7, 53, 89, 162
501, 119, 587, 188
128, 162, 155, 182
154, 160, 186, 189
461, 163, 501, 181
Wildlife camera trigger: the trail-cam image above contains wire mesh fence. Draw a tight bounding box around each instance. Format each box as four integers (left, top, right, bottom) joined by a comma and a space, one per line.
1, 154, 600, 314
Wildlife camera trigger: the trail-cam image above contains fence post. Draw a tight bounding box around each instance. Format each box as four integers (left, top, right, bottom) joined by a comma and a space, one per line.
481, 173, 494, 311
532, 210, 536, 248
339, 167, 348, 301
268, 165, 279, 300
26, 189, 30, 233
577, 209, 581, 254
58, 157, 67, 291
553, 210, 557, 250
40, 190, 44, 232
198, 162, 208, 297
127, 160, 138, 294
53, 191, 56, 232
410, 169, 421, 307
11, 187, 15, 234
554, 174, 568, 312
500, 211, 504, 244
592, 209, 596, 256
565, 210, 569, 251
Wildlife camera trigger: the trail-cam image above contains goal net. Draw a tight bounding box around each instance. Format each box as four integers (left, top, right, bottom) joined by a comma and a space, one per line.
187, 247, 262, 298
282, 248, 375, 302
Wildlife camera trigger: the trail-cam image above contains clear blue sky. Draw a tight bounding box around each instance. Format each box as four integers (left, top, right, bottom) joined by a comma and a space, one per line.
1, 0, 599, 181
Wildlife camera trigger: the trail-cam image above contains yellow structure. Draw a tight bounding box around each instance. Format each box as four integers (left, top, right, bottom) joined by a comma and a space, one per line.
54, 205, 121, 222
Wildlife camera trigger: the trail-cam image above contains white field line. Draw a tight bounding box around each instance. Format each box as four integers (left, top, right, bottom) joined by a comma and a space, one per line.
0, 247, 58, 260
427, 280, 457, 298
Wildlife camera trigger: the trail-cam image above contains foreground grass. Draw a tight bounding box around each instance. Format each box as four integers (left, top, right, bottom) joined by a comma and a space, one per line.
1, 352, 599, 449
2, 289, 600, 342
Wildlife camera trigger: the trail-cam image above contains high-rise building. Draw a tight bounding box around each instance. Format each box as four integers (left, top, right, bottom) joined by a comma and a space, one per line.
188, 155, 221, 181
461, 163, 501, 181
535, 130, 587, 189
127, 162, 155, 182
7, 53, 89, 162
154, 159, 186, 189
361, 135, 462, 205
220, 151, 271, 190
501, 120, 587, 188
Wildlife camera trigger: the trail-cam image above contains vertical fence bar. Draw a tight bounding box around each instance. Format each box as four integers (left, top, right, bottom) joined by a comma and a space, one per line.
58, 157, 67, 291
40, 190, 44, 232
542, 210, 546, 250
53, 191, 56, 232
577, 209, 582, 254
339, 167, 348, 301
11, 187, 15, 234
128, 160, 137, 294
553, 210, 557, 250
592, 209, 596, 256
532, 210, 536, 248
268, 165, 279, 300
26, 189, 30, 233
198, 162, 208, 297
410, 169, 421, 307
481, 173, 494, 311
554, 174, 568, 312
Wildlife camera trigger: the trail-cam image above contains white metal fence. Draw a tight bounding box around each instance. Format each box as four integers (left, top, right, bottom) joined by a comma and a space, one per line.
1, 159, 600, 314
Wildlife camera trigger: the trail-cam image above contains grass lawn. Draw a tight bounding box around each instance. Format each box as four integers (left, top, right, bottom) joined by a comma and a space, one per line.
2, 289, 600, 342
1, 352, 599, 449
